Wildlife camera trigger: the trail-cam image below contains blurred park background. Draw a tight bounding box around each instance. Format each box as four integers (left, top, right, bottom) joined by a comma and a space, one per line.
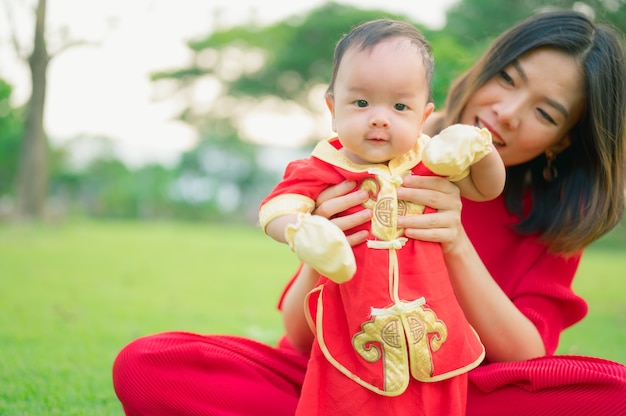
0, 0, 625, 414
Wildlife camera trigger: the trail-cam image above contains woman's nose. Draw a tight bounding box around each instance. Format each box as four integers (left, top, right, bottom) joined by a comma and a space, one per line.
494, 97, 522, 130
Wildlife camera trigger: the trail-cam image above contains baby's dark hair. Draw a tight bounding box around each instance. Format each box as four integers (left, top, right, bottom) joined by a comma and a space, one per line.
326, 19, 434, 100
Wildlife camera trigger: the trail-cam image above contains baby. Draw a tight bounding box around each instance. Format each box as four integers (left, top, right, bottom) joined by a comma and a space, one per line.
259, 19, 505, 416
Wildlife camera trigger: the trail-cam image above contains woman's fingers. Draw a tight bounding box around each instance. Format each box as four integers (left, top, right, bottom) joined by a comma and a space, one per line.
316, 181, 357, 206
315, 182, 364, 217
397, 175, 461, 211
396, 175, 463, 246
313, 181, 371, 246
314, 181, 371, 229
345, 229, 369, 247
400, 210, 462, 244
311, 176, 464, 247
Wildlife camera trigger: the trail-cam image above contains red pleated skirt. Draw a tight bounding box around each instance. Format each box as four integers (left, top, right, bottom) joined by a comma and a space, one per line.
112, 332, 626, 416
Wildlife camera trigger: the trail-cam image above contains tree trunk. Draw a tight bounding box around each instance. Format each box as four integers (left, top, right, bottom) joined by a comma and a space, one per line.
16, 0, 49, 220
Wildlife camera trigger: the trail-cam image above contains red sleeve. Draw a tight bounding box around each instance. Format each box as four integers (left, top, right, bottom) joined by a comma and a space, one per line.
260, 158, 345, 208
462, 196, 588, 355
508, 250, 586, 354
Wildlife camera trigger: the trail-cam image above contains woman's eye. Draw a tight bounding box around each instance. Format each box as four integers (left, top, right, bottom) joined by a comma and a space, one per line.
538, 108, 557, 125
394, 103, 408, 111
355, 100, 368, 108
499, 69, 514, 86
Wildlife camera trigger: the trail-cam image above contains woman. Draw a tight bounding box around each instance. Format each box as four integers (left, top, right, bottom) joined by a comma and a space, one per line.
112, 10, 626, 415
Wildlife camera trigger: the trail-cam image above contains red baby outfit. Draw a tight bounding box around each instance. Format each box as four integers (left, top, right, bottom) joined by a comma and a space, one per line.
259, 137, 484, 415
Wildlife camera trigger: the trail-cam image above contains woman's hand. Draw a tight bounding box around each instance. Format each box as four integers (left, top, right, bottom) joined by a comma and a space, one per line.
398, 176, 546, 362
314, 177, 464, 251
313, 181, 371, 246
396, 175, 464, 253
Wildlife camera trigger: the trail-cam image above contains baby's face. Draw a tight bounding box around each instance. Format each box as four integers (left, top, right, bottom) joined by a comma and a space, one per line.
327, 37, 433, 165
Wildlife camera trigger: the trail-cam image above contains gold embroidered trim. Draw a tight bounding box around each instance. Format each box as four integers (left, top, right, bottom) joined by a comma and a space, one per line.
259, 194, 315, 231
352, 298, 449, 391
314, 285, 410, 397
311, 135, 429, 175
304, 285, 323, 332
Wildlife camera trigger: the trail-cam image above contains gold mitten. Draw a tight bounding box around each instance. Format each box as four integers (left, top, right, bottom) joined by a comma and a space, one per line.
422, 124, 493, 181
285, 213, 356, 283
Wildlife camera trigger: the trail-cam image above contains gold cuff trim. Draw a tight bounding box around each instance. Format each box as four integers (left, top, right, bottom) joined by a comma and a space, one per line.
259, 194, 315, 231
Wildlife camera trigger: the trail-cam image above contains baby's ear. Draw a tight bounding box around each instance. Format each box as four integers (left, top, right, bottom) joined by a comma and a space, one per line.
422, 102, 435, 124
325, 95, 337, 132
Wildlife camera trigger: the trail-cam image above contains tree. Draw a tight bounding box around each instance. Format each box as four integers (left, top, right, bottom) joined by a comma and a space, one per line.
10, 0, 49, 220
147, 3, 429, 218
152, 2, 420, 139
444, 0, 626, 46
3, 0, 91, 221
444, 0, 534, 46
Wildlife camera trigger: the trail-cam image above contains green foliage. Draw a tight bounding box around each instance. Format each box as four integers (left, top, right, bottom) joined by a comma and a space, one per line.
0, 221, 623, 414
538, 0, 626, 34
428, 32, 482, 108
175, 2, 417, 105
171, 122, 276, 221
444, 0, 535, 44
444, 0, 626, 50
0, 79, 24, 197
48, 151, 181, 220
559, 227, 626, 359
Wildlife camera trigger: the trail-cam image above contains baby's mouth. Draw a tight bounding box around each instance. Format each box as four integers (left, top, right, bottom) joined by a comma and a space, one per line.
366, 134, 389, 143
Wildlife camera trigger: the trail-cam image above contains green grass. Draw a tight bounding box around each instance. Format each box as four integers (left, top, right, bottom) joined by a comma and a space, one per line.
558, 226, 626, 361
0, 221, 299, 415
0, 221, 624, 415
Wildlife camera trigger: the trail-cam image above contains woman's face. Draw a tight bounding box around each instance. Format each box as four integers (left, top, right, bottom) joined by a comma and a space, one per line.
460, 47, 585, 167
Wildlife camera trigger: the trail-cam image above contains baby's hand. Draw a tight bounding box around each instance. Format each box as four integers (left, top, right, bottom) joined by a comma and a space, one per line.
285, 213, 356, 283
422, 124, 492, 181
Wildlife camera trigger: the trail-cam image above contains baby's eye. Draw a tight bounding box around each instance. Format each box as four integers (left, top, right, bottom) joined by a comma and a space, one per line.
394, 103, 408, 111
355, 100, 368, 108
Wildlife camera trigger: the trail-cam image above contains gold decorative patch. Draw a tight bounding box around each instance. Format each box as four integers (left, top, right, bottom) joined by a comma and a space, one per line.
352, 299, 448, 394
360, 171, 424, 241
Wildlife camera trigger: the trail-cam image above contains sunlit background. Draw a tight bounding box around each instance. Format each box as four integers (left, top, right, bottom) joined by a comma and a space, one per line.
0, 0, 455, 168
0, 0, 623, 222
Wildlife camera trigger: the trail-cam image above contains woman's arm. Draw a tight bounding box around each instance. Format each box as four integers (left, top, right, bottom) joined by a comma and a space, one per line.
281, 263, 319, 353
441, 227, 546, 362
281, 181, 371, 354
397, 175, 546, 362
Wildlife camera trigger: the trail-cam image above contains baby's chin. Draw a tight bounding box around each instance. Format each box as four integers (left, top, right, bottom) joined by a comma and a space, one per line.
355, 155, 392, 165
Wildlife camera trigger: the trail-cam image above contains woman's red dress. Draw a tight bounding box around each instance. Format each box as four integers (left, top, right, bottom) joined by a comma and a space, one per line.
112, 169, 626, 416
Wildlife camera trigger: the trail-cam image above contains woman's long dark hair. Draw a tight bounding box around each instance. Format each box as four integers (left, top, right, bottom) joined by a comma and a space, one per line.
442, 10, 626, 254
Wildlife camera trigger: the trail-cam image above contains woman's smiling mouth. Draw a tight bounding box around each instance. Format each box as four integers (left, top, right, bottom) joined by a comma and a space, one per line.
476, 119, 505, 147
